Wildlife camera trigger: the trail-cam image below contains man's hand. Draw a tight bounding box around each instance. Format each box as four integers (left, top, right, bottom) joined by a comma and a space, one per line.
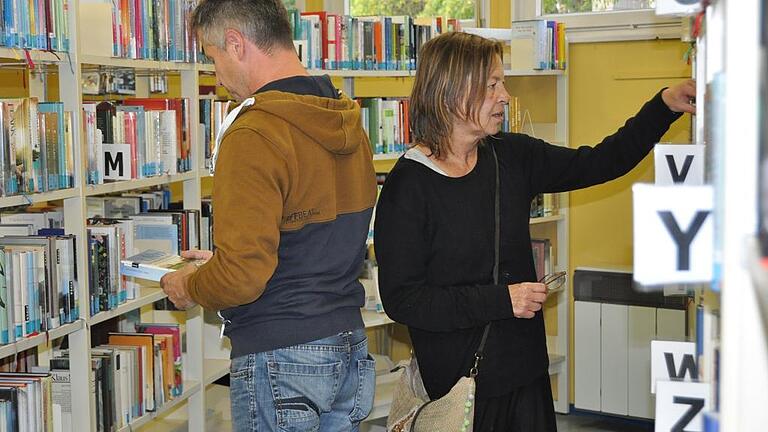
160, 263, 198, 310
662, 79, 697, 114
181, 249, 213, 261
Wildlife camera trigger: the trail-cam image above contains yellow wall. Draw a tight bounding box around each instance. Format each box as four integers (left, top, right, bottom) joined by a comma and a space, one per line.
567, 39, 692, 402
0, 69, 29, 98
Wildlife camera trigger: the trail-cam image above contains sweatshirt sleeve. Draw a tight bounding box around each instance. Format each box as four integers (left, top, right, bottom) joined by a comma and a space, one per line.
525, 89, 683, 194
187, 127, 288, 311
373, 169, 514, 332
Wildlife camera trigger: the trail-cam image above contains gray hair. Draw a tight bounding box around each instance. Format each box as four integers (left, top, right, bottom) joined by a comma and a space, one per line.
191, 0, 294, 52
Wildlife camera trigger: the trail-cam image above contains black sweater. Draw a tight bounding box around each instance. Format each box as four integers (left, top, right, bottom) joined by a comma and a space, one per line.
374, 90, 682, 399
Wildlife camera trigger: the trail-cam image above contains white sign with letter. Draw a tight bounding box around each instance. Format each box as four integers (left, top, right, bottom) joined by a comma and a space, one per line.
651, 340, 697, 393
633, 184, 713, 286
103, 143, 132, 181
655, 381, 711, 432
655, 144, 705, 185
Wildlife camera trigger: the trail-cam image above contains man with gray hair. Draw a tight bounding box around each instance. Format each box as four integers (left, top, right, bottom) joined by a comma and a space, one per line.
159, 0, 378, 430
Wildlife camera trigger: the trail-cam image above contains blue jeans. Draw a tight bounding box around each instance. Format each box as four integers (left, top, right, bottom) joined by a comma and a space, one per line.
229, 329, 376, 432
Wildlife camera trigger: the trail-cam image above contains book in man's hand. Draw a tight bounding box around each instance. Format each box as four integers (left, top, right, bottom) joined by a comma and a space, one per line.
120, 249, 205, 282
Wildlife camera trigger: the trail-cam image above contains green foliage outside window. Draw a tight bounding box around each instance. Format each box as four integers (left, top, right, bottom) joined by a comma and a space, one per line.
542, 0, 655, 14
350, 0, 474, 19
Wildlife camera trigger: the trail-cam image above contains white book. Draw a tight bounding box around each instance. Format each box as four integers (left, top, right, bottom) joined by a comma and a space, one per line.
509, 20, 547, 71
120, 250, 202, 282
0, 224, 35, 237
4, 251, 15, 343
159, 111, 178, 176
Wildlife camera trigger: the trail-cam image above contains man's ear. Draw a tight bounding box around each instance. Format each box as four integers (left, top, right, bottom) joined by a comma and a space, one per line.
223, 28, 245, 59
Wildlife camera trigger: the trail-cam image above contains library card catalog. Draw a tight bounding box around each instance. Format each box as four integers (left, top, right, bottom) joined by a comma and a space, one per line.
633, 184, 713, 286
655, 381, 711, 432
654, 144, 705, 186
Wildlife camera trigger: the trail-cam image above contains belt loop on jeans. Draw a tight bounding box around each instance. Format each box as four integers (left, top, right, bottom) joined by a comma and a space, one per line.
341, 330, 352, 351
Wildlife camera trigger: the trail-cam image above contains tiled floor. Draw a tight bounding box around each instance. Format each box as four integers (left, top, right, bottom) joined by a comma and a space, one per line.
556, 413, 653, 431
361, 412, 654, 431
170, 384, 656, 432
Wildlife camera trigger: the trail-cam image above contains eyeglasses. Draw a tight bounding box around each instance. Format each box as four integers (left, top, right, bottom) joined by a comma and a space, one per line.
539, 271, 567, 293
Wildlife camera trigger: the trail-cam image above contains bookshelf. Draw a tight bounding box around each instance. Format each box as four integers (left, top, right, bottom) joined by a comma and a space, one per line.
0, 0, 210, 428
677, 0, 768, 429
707, 0, 768, 429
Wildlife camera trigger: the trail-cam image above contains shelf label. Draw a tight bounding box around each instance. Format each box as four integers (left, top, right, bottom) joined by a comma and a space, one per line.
656, 0, 702, 16
651, 340, 697, 393
633, 184, 713, 286
655, 145, 705, 185
103, 144, 132, 181
656, 381, 711, 432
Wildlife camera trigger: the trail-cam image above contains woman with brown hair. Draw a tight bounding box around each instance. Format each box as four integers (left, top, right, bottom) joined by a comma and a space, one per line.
374, 31, 695, 431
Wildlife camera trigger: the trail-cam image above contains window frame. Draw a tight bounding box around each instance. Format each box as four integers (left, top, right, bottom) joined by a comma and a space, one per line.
517, 0, 682, 43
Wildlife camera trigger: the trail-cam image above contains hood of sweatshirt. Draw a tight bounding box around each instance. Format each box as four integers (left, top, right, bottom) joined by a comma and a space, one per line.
241, 90, 366, 155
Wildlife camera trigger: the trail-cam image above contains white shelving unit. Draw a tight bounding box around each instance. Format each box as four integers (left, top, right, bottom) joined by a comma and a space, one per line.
529, 63, 570, 415
714, 0, 768, 429
0, 0, 209, 428
688, 0, 768, 429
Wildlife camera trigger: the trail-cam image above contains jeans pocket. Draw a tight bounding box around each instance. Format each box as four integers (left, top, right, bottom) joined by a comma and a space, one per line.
230, 355, 251, 381
268, 360, 343, 432
229, 355, 255, 432
349, 355, 376, 424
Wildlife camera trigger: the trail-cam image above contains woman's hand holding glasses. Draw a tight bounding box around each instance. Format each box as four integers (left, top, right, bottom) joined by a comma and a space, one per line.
507, 272, 567, 319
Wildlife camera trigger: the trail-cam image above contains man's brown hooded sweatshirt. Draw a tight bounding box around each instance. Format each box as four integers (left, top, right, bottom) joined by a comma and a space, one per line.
187, 76, 377, 357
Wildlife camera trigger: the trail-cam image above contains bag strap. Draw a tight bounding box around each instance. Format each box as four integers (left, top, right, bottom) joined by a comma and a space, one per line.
470, 144, 500, 378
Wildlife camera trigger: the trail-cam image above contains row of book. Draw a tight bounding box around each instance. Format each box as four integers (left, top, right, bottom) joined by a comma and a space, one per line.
357, 95, 524, 157
199, 99, 229, 171
0, 328, 183, 432
0, 235, 79, 345
359, 98, 410, 156
87, 208, 201, 316
509, 19, 567, 71
289, 11, 461, 71
0, 99, 76, 197
0, 370, 54, 432
0, 189, 211, 323
87, 0, 201, 63
85, 192, 213, 316
59, 325, 182, 432
0, 208, 80, 348
83, 99, 192, 185
501, 96, 523, 134
0, 0, 70, 52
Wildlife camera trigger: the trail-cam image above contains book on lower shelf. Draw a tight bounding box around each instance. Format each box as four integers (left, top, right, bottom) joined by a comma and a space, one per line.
120, 250, 203, 282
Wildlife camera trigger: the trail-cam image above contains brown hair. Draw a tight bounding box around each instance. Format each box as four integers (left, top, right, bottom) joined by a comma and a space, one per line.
409, 32, 503, 160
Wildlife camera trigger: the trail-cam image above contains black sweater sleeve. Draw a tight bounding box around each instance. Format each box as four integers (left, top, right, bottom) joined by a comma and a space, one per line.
524, 89, 683, 194
373, 170, 514, 332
